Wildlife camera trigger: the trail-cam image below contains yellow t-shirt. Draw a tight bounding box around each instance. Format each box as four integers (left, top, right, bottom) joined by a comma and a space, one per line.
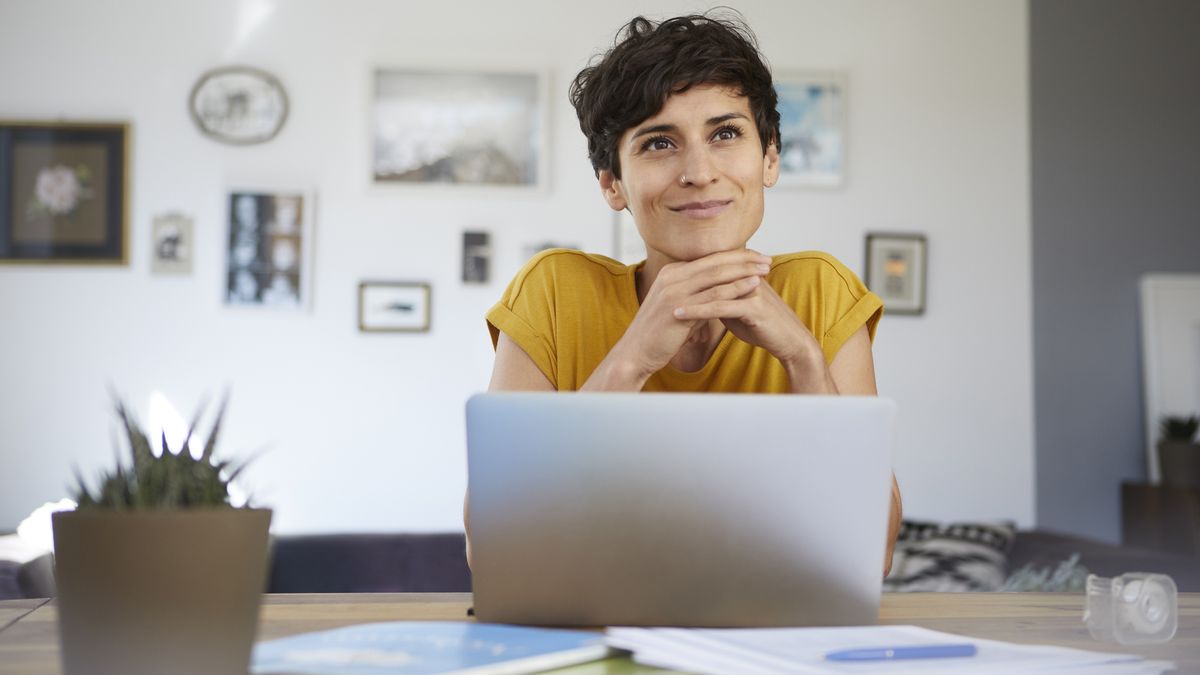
486, 249, 884, 392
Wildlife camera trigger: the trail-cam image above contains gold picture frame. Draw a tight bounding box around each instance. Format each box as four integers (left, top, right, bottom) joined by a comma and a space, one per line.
0, 121, 130, 265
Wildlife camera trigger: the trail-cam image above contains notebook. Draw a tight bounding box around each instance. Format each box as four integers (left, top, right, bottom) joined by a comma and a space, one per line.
251, 621, 610, 674
466, 392, 896, 627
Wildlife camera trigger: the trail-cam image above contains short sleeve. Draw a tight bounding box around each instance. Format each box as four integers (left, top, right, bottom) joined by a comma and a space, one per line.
485, 251, 560, 387
770, 252, 884, 365
816, 256, 884, 364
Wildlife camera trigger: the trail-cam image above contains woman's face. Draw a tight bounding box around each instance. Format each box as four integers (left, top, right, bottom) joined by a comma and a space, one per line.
600, 84, 779, 263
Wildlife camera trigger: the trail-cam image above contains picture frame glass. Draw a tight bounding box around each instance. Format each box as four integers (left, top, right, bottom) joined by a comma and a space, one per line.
775, 73, 846, 188
372, 69, 543, 186
867, 235, 926, 314
0, 123, 127, 263
224, 190, 311, 309
359, 283, 431, 332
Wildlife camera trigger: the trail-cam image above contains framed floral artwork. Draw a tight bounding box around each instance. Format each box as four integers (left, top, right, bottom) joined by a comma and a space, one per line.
0, 122, 129, 264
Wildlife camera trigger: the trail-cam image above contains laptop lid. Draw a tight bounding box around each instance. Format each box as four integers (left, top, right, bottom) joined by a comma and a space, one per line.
466, 393, 896, 627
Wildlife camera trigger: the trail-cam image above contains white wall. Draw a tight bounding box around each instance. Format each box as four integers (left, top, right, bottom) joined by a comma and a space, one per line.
0, 0, 1032, 534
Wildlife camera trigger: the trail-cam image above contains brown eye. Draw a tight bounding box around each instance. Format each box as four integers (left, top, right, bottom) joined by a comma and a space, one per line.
641, 136, 673, 152
713, 124, 743, 142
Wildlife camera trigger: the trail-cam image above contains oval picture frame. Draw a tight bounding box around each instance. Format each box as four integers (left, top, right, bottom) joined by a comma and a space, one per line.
189, 65, 289, 145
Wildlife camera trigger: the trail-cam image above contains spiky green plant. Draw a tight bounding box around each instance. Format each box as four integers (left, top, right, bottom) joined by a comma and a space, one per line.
72, 394, 252, 510
1160, 415, 1199, 443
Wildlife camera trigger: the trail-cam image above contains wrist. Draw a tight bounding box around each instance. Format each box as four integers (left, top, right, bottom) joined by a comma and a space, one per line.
781, 349, 831, 393
583, 344, 655, 391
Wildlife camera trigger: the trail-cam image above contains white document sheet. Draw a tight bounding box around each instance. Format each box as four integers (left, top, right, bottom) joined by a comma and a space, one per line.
606, 625, 1173, 675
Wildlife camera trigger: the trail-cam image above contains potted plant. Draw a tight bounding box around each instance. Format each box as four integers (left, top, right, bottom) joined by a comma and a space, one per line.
52, 395, 271, 675
1158, 415, 1200, 489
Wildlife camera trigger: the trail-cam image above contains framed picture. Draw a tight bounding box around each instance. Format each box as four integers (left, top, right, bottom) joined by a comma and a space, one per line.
613, 209, 644, 265
224, 188, 313, 309
0, 121, 128, 264
774, 72, 846, 188
189, 66, 289, 145
151, 212, 193, 275
462, 231, 491, 284
865, 233, 927, 316
358, 281, 431, 333
372, 68, 547, 188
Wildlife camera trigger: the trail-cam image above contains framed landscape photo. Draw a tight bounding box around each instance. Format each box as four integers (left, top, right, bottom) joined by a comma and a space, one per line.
865, 233, 927, 316
774, 72, 846, 188
358, 281, 431, 333
224, 188, 314, 309
0, 121, 128, 264
372, 68, 547, 188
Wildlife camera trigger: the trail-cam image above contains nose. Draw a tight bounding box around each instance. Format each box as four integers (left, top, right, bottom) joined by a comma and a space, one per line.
679, 145, 718, 186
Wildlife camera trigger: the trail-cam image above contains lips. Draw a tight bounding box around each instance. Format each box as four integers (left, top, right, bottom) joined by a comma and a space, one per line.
670, 199, 732, 218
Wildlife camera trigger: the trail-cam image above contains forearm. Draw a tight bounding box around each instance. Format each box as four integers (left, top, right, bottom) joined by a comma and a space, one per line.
580, 340, 654, 392
884, 474, 902, 576
781, 351, 839, 394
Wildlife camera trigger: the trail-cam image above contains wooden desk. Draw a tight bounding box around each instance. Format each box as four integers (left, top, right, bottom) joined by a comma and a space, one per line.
1, 593, 1197, 674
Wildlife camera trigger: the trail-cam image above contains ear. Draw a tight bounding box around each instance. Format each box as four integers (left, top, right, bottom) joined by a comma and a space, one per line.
762, 142, 781, 188
598, 169, 628, 212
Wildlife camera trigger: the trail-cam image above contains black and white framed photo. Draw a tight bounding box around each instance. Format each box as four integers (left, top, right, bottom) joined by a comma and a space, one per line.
462, 231, 491, 284
0, 121, 128, 264
775, 72, 847, 188
224, 189, 313, 309
150, 212, 193, 275
865, 233, 927, 316
372, 68, 547, 188
613, 209, 644, 265
189, 66, 289, 145
358, 281, 431, 333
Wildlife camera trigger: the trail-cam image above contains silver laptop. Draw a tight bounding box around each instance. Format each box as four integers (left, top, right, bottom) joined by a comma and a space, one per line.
465, 393, 896, 627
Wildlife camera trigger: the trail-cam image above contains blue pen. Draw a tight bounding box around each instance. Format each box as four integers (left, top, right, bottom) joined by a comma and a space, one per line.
825, 643, 977, 662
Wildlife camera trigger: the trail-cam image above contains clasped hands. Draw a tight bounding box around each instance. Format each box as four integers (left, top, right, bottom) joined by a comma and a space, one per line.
617, 249, 825, 381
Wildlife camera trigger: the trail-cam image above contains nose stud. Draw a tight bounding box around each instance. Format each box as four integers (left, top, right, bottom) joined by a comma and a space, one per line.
679, 173, 688, 186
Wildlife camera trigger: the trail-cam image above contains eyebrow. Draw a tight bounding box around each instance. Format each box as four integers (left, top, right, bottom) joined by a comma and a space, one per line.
628, 113, 750, 145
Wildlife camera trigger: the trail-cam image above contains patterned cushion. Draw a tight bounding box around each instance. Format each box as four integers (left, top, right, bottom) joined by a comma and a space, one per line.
884, 520, 1016, 592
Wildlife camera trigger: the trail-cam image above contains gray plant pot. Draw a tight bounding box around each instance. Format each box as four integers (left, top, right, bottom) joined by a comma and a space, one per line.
1158, 441, 1200, 489
51, 508, 272, 675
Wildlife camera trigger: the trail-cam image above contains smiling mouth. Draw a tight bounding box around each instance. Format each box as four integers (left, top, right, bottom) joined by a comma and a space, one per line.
670, 200, 732, 218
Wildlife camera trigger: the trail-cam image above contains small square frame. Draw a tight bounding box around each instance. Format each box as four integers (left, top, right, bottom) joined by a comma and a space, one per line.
865, 233, 927, 316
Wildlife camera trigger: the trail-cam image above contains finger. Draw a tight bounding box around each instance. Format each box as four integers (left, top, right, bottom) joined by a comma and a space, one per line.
666, 258, 772, 294
686, 275, 761, 306
684, 248, 773, 271
673, 297, 758, 321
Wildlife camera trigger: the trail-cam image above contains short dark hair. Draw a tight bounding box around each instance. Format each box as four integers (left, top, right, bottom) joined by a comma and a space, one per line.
569, 12, 781, 179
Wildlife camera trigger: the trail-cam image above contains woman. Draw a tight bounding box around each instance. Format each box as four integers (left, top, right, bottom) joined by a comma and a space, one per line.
474, 13, 901, 573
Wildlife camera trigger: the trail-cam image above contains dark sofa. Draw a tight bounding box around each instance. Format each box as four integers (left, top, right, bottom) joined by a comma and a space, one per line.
3, 529, 1197, 600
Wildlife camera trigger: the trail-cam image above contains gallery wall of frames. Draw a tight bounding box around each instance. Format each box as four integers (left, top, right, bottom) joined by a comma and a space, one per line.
0, 0, 1032, 534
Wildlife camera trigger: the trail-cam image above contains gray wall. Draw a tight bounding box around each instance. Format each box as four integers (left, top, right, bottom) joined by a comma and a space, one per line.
1032, 0, 1200, 542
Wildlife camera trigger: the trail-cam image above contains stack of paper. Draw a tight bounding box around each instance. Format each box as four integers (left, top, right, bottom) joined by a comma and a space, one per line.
606, 625, 1173, 674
